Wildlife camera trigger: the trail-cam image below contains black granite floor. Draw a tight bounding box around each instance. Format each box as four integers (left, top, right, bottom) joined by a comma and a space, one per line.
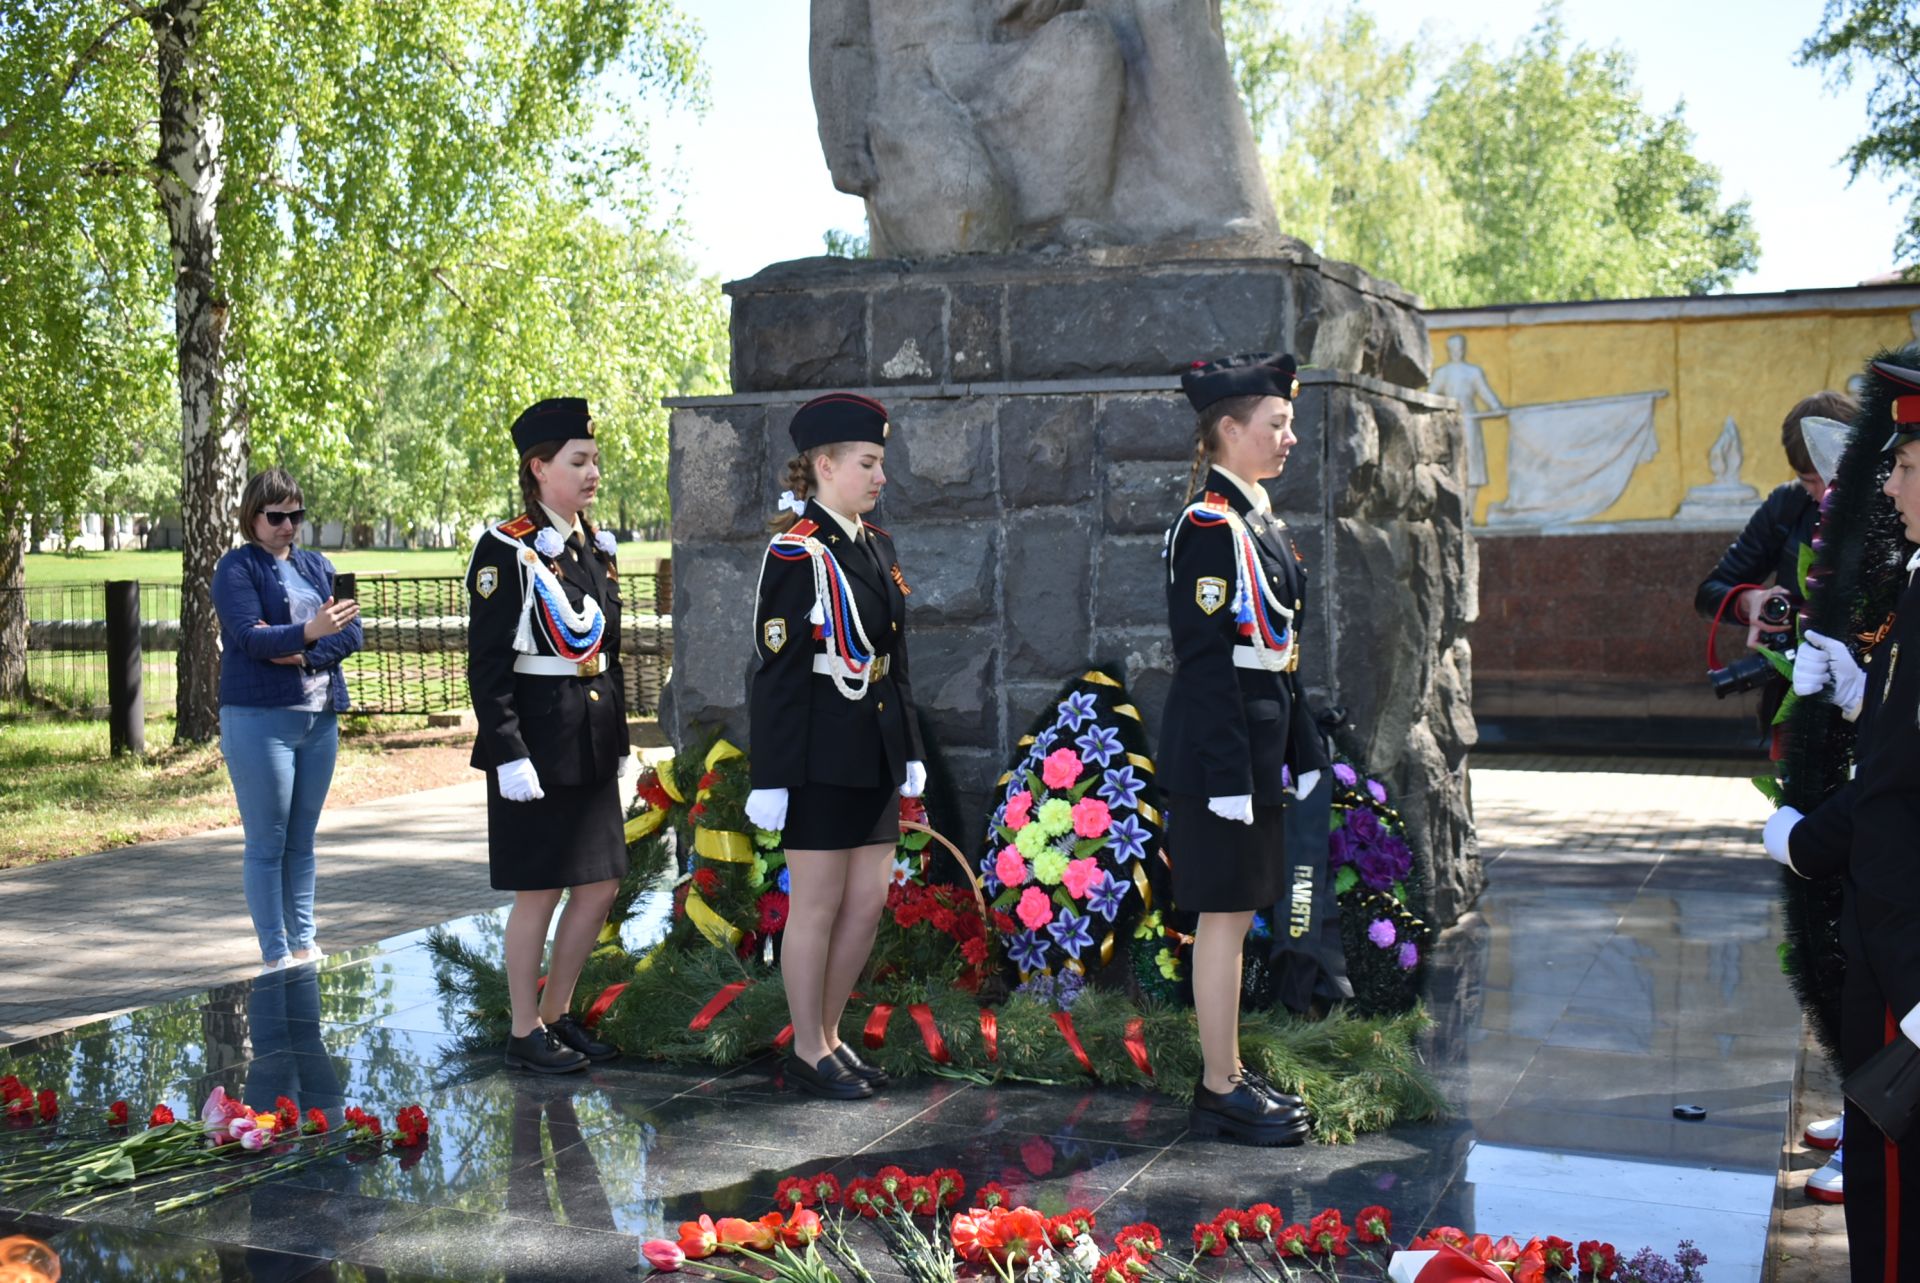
0, 790, 1799, 1282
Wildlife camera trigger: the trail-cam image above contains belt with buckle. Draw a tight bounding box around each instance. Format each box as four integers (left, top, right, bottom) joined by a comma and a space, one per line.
1232, 644, 1298, 672
812, 653, 890, 680
513, 653, 608, 678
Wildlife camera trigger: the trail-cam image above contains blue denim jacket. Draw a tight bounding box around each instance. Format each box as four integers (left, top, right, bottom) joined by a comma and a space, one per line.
211, 544, 362, 711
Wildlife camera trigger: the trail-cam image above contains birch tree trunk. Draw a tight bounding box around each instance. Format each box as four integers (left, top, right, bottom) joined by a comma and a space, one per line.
0, 411, 27, 703
155, 0, 247, 743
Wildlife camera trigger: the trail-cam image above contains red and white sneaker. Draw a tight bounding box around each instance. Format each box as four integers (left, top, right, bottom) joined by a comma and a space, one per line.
1803, 1115, 1842, 1150
1807, 1147, 1844, 1204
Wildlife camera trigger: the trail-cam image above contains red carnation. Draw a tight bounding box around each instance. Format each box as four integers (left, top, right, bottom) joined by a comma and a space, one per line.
1244, 1204, 1283, 1239
107, 1100, 129, 1127
4, 1094, 30, 1121
1307, 1209, 1349, 1257
1192, 1221, 1227, 1257
1577, 1240, 1618, 1280
776, 1176, 814, 1210
975, 1180, 1013, 1210
149, 1104, 176, 1128
698, 771, 720, 791
1092, 1251, 1137, 1283
35, 1090, 57, 1123
1354, 1204, 1391, 1244
1115, 1223, 1163, 1255
1275, 1224, 1309, 1257
394, 1104, 430, 1147
1540, 1236, 1575, 1271
900, 795, 928, 825
275, 1095, 299, 1132
930, 1167, 966, 1208
689, 802, 708, 821
303, 1108, 328, 1135
693, 868, 720, 896
806, 1172, 842, 1206
0, 1076, 25, 1103
1213, 1209, 1251, 1240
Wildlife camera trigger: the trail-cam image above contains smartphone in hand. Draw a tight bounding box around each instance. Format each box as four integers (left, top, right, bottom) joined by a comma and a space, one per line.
333, 572, 357, 601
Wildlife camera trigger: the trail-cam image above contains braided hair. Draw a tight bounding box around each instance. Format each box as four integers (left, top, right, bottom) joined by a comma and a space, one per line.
767, 443, 859, 532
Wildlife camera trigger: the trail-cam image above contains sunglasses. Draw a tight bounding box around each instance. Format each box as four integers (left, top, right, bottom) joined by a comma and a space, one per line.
261, 509, 307, 526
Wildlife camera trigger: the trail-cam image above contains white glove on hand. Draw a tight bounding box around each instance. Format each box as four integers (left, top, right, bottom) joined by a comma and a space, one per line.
617, 752, 635, 782
902, 760, 927, 798
1289, 769, 1322, 800
1794, 630, 1867, 720
1762, 805, 1803, 868
497, 758, 544, 803
1207, 794, 1255, 825
745, 788, 789, 832
1901, 1000, 1920, 1051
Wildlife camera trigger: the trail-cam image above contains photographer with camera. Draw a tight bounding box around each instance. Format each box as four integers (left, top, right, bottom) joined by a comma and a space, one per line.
1696, 391, 1858, 735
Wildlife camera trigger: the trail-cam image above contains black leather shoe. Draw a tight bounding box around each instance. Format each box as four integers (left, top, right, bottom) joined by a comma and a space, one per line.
784, 1053, 874, 1100
505, 1028, 588, 1075
833, 1043, 890, 1088
549, 1013, 619, 1062
1237, 1066, 1304, 1110
1189, 1079, 1310, 1146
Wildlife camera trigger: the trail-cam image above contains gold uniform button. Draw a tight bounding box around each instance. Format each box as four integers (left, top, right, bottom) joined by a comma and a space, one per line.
589, 690, 601, 702
877, 701, 886, 712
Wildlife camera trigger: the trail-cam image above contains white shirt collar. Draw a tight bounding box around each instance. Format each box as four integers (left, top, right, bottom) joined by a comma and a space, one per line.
815, 499, 863, 543
1212, 465, 1273, 515
536, 501, 583, 542
1907, 548, 1920, 574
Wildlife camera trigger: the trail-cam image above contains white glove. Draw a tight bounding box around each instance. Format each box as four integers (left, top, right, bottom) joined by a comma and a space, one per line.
1794, 630, 1866, 721
1289, 769, 1322, 800
745, 788, 789, 832
1207, 794, 1255, 825
902, 760, 927, 798
617, 752, 635, 782
1901, 1000, 1920, 1051
497, 758, 544, 802
1762, 805, 1803, 868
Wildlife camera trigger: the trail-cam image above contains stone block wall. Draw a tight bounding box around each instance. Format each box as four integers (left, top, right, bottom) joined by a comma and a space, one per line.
666, 369, 1484, 925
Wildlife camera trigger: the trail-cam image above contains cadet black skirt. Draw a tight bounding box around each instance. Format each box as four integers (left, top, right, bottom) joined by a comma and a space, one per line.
486, 773, 629, 891
782, 782, 900, 851
1165, 792, 1288, 913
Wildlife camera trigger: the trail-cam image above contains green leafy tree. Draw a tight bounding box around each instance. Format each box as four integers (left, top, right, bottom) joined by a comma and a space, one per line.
1, 0, 716, 738
1224, 2, 1760, 307
1801, 0, 1920, 266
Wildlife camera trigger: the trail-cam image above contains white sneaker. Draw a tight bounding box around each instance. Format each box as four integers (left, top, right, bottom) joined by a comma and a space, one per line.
1804, 1115, 1842, 1150
1807, 1146, 1844, 1204
257, 957, 288, 977
287, 945, 325, 967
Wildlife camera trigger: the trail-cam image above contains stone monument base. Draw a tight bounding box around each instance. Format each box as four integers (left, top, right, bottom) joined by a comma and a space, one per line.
667, 240, 1483, 926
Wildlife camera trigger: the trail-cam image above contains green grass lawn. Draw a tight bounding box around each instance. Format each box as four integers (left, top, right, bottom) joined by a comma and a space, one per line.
24, 541, 672, 587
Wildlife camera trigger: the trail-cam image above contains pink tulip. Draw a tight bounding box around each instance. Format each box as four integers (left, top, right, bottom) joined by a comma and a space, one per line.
238, 1123, 271, 1151
201, 1086, 249, 1132
643, 1240, 687, 1272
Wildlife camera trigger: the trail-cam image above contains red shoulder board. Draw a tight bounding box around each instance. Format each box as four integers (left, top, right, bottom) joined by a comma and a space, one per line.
788, 518, 820, 538
862, 519, 890, 539
1200, 491, 1230, 509
498, 515, 536, 538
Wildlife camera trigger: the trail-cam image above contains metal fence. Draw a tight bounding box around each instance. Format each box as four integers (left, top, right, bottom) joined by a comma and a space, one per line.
1, 570, 671, 721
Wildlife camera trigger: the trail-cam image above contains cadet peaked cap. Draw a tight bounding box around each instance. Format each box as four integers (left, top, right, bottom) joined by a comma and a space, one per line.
1180, 352, 1300, 412
511, 397, 593, 455
1872, 359, 1920, 451
789, 392, 890, 452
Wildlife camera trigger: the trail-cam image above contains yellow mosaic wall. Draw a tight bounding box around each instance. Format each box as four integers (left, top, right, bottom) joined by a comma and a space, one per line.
1431, 300, 1920, 526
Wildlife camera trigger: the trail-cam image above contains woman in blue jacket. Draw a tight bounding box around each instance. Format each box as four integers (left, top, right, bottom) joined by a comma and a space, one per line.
210, 468, 363, 972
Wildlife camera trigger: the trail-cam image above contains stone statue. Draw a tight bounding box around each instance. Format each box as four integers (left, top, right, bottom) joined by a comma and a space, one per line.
811, 0, 1278, 257
1675, 415, 1761, 521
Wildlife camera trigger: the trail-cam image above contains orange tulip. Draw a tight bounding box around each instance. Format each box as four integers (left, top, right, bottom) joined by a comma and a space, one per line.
716, 1215, 778, 1252
677, 1214, 718, 1260
782, 1209, 823, 1246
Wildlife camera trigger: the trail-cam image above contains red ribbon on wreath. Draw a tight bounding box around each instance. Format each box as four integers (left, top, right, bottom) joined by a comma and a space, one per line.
1051, 1010, 1095, 1075
774, 1024, 793, 1049
688, 980, 750, 1031
1122, 1016, 1153, 1078
583, 983, 628, 1030
907, 1003, 951, 1064
979, 1009, 999, 1062
864, 1004, 895, 1050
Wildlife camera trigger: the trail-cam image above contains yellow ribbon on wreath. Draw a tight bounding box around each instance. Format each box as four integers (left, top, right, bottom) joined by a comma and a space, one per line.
657, 753, 686, 803
624, 808, 667, 843
694, 827, 755, 863
685, 887, 743, 949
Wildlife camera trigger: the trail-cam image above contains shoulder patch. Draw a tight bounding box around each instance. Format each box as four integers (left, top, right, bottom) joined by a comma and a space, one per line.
1195, 576, 1228, 615
762, 617, 788, 653
498, 515, 536, 538
475, 565, 499, 599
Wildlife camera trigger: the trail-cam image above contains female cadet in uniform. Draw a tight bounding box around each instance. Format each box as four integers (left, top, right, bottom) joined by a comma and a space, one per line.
467, 397, 633, 1074
743, 393, 927, 1100
1159, 353, 1330, 1146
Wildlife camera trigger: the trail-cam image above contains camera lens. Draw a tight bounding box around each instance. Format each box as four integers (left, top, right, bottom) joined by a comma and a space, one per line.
1759, 595, 1793, 626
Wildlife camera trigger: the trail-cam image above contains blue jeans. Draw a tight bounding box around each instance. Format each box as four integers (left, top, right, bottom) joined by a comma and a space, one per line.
220, 705, 338, 961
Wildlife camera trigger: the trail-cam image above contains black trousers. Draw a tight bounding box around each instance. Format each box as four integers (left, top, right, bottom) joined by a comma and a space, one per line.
1842, 964, 1920, 1283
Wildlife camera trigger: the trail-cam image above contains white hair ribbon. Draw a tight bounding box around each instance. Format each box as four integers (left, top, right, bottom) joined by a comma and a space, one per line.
779, 490, 807, 516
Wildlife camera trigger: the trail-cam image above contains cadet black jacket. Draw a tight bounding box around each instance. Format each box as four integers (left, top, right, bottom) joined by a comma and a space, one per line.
749, 499, 925, 790
466, 515, 630, 786
1694, 482, 1817, 620
1788, 560, 1920, 1033
1159, 467, 1331, 803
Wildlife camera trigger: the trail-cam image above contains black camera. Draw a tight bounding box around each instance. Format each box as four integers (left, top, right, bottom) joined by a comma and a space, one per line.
1708, 593, 1795, 699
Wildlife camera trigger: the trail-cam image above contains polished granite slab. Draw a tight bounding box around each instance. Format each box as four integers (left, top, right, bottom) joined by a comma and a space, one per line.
0, 806, 1801, 1281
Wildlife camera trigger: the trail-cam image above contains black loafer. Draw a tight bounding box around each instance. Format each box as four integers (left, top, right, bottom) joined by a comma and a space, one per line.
505, 1028, 588, 1075
833, 1043, 890, 1088
1189, 1079, 1310, 1146
1237, 1066, 1304, 1110
784, 1053, 873, 1100
549, 1013, 619, 1062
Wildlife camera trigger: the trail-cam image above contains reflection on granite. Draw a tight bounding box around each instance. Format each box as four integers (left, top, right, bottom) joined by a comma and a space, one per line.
0, 787, 1801, 1282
